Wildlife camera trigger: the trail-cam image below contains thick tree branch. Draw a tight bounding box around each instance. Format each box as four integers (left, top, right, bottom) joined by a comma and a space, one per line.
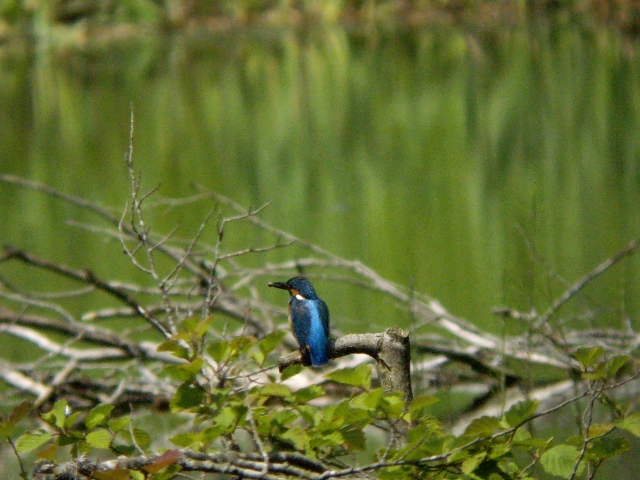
278, 328, 413, 404
33, 449, 330, 480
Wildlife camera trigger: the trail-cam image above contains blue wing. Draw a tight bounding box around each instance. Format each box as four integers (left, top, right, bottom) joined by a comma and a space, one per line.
315, 299, 330, 340
289, 298, 330, 366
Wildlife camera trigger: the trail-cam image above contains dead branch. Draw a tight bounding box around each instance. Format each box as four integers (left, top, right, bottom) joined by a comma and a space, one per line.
534, 239, 639, 330
279, 328, 413, 404
33, 449, 330, 480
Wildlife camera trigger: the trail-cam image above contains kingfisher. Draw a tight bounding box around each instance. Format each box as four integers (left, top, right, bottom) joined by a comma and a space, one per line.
268, 276, 331, 367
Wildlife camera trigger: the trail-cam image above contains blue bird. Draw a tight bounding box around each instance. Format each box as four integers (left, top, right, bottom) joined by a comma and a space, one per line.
268, 276, 331, 367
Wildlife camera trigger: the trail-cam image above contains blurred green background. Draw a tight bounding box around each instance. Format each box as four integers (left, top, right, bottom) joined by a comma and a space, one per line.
1, 2, 640, 477
2, 21, 639, 335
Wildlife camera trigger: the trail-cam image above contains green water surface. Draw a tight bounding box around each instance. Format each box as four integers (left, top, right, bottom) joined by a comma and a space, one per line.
1, 24, 639, 335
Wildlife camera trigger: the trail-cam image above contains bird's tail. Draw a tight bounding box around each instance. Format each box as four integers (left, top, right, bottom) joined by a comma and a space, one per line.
308, 341, 329, 366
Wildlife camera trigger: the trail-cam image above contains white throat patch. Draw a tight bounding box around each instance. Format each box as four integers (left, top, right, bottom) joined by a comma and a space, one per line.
295, 294, 305, 300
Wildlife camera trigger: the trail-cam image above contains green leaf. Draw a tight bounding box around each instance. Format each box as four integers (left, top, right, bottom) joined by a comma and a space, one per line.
229, 336, 257, 356
16, 431, 52, 453
133, 427, 151, 449
59, 432, 83, 447
41, 399, 69, 429
351, 388, 383, 411
258, 331, 287, 357
207, 340, 231, 362
588, 435, 630, 461
325, 363, 371, 390
464, 416, 502, 438
310, 430, 344, 448
108, 415, 131, 433
584, 356, 628, 380
448, 448, 471, 463
157, 340, 190, 360
65, 411, 82, 429
617, 412, 640, 436
191, 318, 214, 339
170, 433, 196, 448
269, 409, 297, 428
85, 404, 115, 429
378, 465, 410, 480
280, 425, 307, 450
381, 393, 405, 418
203, 336, 255, 364
462, 452, 486, 475
573, 347, 604, 369
504, 400, 538, 427
540, 444, 582, 477
130, 471, 145, 480
409, 394, 438, 416
342, 427, 366, 450
489, 441, 511, 459
182, 357, 204, 374
163, 358, 203, 382
111, 431, 136, 456
318, 400, 350, 430
582, 370, 607, 381
181, 316, 206, 336
201, 425, 223, 443
170, 383, 205, 411
259, 383, 292, 398
214, 406, 245, 432
217, 405, 242, 428
516, 435, 550, 450
86, 429, 112, 449
603, 355, 630, 377
280, 364, 303, 380
293, 385, 325, 404
403, 431, 447, 460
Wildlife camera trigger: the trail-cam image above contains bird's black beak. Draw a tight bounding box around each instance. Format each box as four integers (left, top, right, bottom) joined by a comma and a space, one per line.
268, 281, 290, 291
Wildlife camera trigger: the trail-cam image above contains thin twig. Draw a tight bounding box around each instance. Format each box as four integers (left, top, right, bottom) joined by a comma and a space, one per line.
7, 437, 27, 479
534, 239, 638, 330
2, 246, 170, 339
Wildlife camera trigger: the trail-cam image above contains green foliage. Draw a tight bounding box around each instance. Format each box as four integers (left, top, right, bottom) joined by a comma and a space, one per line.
325, 363, 372, 389
4, 326, 639, 479
463, 416, 503, 438
16, 431, 52, 453
85, 405, 115, 429
40, 399, 70, 430
540, 444, 583, 477
617, 412, 640, 436
86, 429, 112, 449
504, 400, 539, 427
280, 363, 303, 380
255, 330, 288, 365
573, 346, 605, 369
157, 339, 190, 360
12, 397, 152, 468
170, 383, 206, 411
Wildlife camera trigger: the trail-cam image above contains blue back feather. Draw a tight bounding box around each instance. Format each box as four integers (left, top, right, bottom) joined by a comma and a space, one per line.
290, 297, 330, 366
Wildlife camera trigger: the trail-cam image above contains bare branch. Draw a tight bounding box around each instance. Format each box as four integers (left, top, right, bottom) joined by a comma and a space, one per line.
279, 329, 413, 406
33, 449, 330, 480
534, 239, 638, 330
2, 246, 170, 338
0, 362, 49, 398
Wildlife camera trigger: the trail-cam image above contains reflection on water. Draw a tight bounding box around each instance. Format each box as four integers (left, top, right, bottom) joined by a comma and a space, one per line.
1, 26, 639, 336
